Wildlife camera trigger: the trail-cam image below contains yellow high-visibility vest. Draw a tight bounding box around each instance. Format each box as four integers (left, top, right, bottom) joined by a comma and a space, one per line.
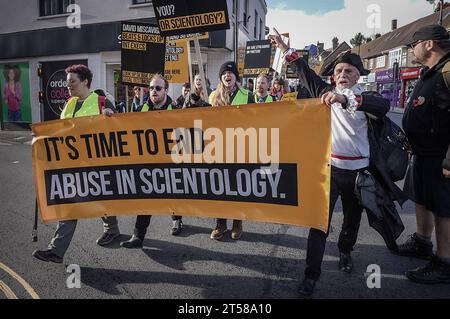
60, 92, 103, 119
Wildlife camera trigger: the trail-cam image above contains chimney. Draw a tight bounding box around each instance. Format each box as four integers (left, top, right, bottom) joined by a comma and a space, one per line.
392, 19, 398, 31
317, 42, 324, 53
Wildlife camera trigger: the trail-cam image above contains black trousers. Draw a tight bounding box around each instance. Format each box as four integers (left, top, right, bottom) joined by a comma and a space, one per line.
134, 215, 182, 239
304, 166, 365, 281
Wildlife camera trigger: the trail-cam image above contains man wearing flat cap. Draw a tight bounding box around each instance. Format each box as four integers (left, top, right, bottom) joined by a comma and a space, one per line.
269, 34, 391, 296
398, 24, 450, 284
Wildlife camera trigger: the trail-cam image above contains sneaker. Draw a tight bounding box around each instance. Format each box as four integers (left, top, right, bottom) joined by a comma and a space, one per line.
298, 278, 316, 297
397, 233, 433, 260
231, 220, 243, 240
339, 252, 353, 273
170, 219, 183, 236
210, 220, 227, 240
96, 232, 120, 246
32, 249, 63, 264
120, 235, 143, 249
406, 257, 450, 284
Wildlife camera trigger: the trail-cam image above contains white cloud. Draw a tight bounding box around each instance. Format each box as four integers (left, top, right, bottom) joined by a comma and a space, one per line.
266, 0, 433, 49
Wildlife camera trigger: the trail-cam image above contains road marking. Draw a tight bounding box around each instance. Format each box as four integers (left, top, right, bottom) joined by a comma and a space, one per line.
13, 137, 25, 140
0, 142, 11, 146
0, 262, 40, 299
0, 280, 18, 299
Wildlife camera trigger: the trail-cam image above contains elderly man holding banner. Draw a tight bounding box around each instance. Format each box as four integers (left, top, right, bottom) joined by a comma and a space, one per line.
269, 33, 393, 296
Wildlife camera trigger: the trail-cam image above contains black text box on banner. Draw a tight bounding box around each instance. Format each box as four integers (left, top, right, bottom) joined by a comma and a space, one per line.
243, 40, 272, 78
121, 22, 166, 87
286, 50, 309, 79
152, 0, 230, 37
44, 163, 298, 206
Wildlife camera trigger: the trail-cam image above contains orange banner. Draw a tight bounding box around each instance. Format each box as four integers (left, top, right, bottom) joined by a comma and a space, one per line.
32, 100, 331, 232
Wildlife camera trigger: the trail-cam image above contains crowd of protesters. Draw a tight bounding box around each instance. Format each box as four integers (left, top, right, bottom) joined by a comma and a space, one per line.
32, 24, 450, 297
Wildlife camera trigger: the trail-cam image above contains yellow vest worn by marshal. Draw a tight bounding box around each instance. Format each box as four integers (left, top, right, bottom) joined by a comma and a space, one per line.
256, 95, 274, 103
209, 88, 251, 106
141, 102, 173, 112
60, 92, 105, 119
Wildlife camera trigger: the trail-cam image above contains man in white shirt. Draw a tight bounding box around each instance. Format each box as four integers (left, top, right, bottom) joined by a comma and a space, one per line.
270, 34, 390, 296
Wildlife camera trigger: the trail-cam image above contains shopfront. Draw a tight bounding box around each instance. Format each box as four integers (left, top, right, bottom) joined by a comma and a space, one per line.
376, 69, 401, 108
400, 67, 421, 108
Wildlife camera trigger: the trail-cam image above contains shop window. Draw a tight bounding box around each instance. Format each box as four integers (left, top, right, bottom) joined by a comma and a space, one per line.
39, 0, 74, 17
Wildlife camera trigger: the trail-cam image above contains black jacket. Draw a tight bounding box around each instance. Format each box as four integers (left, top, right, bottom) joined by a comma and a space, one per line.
445, 147, 450, 171
184, 92, 211, 108
402, 52, 450, 159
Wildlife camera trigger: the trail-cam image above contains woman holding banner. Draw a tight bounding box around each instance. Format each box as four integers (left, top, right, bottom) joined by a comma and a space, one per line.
208, 61, 255, 241
32, 64, 120, 263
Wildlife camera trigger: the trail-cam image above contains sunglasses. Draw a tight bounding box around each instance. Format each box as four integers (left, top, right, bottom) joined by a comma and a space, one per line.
149, 86, 164, 92
408, 40, 424, 49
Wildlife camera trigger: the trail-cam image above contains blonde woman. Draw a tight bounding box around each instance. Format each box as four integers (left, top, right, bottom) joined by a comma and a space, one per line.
209, 61, 255, 240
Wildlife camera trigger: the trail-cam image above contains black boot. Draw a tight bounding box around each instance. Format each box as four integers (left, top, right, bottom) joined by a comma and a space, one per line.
397, 233, 433, 260
406, 256, 450, 284
339, 252, 353, 273
32, 249, 63, 263
120, 235, 143, 249
298, 278, 316, 297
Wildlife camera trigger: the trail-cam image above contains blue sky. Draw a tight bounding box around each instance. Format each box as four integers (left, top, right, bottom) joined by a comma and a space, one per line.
267, 0, 345, 15
266, 0, 433, 49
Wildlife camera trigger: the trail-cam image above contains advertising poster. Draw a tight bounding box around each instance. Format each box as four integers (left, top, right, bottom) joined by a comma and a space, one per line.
40, 59, 88, 122
0, 62, 32, 124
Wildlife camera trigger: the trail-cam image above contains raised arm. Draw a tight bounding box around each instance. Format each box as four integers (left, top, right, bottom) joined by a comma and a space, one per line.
269, 34, 331, 98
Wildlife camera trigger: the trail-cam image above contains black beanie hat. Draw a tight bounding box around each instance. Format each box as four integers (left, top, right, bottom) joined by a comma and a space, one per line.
320, 50, 370, 76
219, 61, 240, 82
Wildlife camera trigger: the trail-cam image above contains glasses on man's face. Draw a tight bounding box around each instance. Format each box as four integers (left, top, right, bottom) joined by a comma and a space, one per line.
408, 40, 424, 49
149, 86, 164, 92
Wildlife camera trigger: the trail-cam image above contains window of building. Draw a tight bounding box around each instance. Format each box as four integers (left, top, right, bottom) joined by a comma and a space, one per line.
132, 0, 151, 4
39, 0, 76, 17
260, 18, 263, 40
376, 55, 386, 68
254, 10, 258, 38
243, 0, 249, 29
389, 48, 402, 68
